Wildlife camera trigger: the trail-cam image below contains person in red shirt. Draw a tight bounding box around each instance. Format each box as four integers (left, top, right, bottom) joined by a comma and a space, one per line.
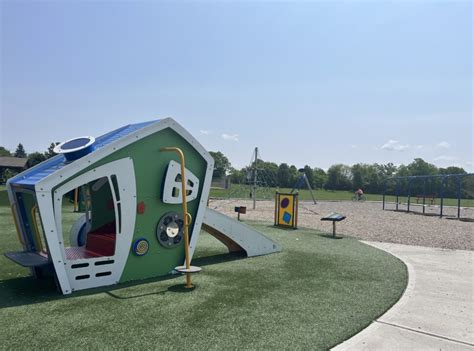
355, 188, 364, 200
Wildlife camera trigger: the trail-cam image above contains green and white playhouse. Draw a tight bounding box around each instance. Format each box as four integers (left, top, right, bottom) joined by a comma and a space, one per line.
6, 118, 280, 294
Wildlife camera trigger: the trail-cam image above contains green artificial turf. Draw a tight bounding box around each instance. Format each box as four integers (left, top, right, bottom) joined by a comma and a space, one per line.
0, 188, 9, 207
0, 203, 407, 350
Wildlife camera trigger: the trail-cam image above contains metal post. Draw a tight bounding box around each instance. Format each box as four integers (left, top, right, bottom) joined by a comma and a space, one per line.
407, 178, 412, 213
382, 180, 386, 210
252, 147, 258, 210
422, 178, 426, 214
303, 174, 317, 204
457, 176, 462, 219
439, 176, 446, 218
396, 179, 400, 211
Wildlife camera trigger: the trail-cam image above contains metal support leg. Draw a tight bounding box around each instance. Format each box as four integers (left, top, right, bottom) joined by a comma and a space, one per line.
382, 181, 386, 210
457, 177, 462, 219
422, 179, 426, 215
440, 177, 446, 218
303, 174, 317, 204
407, 178, 412, 213
396, 180, 400, 211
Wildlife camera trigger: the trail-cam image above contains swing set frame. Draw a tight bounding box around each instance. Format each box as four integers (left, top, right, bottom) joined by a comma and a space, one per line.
382, 173, 474, 219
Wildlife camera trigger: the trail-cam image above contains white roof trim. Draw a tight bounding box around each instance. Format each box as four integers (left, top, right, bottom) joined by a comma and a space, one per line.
36, 118, 213, 191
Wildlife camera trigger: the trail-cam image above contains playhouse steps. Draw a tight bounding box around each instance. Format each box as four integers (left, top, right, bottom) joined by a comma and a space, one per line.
4, 251, 51, 267
86, 233, 116, 257
65, 247, 102, 260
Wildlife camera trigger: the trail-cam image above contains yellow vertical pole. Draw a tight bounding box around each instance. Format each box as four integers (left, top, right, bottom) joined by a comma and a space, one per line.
31, 205, 45, 253
160, 147, 193, 288
74, 188, 79, 212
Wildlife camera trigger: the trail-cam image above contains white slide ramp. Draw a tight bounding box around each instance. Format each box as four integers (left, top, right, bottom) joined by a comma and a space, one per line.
202, 208, 282, 257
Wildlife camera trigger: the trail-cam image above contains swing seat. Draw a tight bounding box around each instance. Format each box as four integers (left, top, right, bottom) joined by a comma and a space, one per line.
415, 194, 435, 205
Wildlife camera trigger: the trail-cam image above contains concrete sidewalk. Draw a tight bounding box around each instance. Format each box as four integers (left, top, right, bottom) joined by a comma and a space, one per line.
333, 242, 474, 351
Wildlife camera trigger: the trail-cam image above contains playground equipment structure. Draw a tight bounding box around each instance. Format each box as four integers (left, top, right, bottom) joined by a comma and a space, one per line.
5, 118, 281, 295
234, 206, 247, 221
382, 173, 474, 219
321, 213, 346, 238
291, 169, 317, 204
274, 192, 298, 229
227, 147, 277, 209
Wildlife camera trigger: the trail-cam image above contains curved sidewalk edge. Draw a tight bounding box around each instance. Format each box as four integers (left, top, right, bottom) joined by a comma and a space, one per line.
332, 242, 474, 351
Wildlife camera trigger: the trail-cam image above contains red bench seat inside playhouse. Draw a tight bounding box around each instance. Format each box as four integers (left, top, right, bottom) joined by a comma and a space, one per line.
65, 222, 116, 260
86, 222, 116, 256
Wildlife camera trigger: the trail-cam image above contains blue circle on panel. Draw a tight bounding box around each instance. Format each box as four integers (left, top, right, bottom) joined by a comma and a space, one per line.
133, 238, 150, 256
283, 212, 292, 224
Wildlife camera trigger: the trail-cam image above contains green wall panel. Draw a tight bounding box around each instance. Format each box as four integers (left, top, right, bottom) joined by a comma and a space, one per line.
53, 127, 208, 283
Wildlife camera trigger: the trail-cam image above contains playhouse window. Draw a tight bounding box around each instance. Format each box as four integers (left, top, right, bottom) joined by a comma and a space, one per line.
62, 176, 119, 260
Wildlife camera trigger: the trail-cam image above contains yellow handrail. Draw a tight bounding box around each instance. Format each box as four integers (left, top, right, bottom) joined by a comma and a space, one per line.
74, 187, 79, 212
160, 147, 193, 289
31, 205, 46, 253
10, 204, 25, 246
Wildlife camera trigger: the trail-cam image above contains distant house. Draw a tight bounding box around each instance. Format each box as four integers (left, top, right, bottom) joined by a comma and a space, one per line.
0, 157, 28, 183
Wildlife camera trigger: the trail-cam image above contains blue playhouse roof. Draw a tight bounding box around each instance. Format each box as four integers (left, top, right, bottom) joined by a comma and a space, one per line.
10, 120, 159, 189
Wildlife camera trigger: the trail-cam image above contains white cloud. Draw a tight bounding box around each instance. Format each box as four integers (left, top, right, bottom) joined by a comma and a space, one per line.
436, 141, 450, 148
381, 140, 410, 151
350, 145, 357, 149
434, 155, 457, 161
221, 133, 239, 142
200, 129, 211, 135
466, 161, 473, 166
415, 145, 424, 150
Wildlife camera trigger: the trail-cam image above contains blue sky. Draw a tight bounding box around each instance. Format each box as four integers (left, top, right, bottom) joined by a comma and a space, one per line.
1, 1, 472, 171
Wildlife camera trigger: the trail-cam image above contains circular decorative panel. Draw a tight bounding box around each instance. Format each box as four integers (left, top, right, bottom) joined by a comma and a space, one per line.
156, 212, 184, 249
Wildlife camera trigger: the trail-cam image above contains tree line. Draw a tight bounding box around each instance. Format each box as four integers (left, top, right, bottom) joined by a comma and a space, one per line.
209, 151, 473, 199
1, 147, 471, 199
0, 142, 59, 181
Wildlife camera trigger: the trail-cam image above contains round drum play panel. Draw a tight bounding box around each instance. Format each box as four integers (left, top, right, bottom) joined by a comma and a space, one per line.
132, 238, 150, 256
156, 212, 184, 248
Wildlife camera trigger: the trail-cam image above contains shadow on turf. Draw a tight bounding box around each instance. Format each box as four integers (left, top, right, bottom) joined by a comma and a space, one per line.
265, 223, 347, 240
0, 252, 245, 308
318, 233, 345, 240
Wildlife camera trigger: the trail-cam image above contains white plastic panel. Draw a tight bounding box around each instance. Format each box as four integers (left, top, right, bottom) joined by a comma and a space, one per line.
162, 160, 200, 204
51, 158, 136, 293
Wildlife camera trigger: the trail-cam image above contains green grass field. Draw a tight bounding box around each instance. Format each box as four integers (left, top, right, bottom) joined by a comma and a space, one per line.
210, 184, 474, 207
0, 186, 9, 207
0, 196, 407, 350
